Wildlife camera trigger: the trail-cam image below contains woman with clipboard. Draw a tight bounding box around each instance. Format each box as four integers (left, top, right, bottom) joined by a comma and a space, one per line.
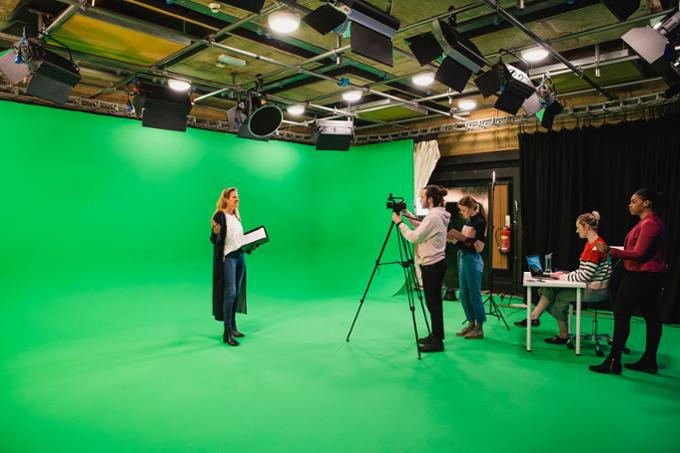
210, 187, 258, 347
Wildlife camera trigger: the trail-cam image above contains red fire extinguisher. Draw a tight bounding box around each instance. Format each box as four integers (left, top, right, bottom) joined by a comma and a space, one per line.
496, 223, 512, 255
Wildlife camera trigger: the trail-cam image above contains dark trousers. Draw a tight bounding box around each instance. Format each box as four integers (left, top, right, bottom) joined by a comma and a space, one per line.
420, 259, 447, 341
223, 251, 245, 332
612, 269, 665, 359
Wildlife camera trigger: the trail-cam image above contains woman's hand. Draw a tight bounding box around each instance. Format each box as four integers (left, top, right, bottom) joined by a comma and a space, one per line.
551, 271, 567, 280
594, 242, 609, 253
392, 212, 402, 224
211, 220, 221, 234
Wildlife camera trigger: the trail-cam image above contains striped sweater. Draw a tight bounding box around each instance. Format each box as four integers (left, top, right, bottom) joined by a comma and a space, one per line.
566, 236, 612, 290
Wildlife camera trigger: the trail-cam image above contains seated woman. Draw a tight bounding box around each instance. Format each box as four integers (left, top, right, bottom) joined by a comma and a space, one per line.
514, 211, 612, 344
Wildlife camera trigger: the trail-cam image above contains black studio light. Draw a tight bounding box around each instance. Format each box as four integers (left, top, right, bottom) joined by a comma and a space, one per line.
313, 118, 354, 151
303, 0, 400, 66
226, 94, 283, 141
407, 17, 487, 92
601, 0, 640, 22
132, 81, 193, 132
474, 61, 537, 115
0, 36, 80, 105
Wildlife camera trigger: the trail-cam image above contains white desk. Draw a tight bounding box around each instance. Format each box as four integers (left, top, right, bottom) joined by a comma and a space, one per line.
522, 272, 587, 355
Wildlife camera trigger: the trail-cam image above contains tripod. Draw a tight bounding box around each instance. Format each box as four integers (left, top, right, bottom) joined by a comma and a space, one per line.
346, 220, 431, 359
483, 174, 510, 330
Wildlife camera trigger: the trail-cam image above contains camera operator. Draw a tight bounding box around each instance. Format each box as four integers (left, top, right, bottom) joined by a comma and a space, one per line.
393, 185, 450, 353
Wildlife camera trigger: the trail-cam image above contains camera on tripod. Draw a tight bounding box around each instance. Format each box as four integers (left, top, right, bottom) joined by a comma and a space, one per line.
386, 194, 407, 213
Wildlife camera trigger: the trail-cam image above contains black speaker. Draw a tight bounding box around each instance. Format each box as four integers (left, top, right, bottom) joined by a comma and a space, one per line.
303, 4, 347, 35
350, 22, 393, 66
407, 33, 443, 66
140, 83, 192, 132
435, 56, 472, 92
237, 105, 283, 141
602, 0, 640, 21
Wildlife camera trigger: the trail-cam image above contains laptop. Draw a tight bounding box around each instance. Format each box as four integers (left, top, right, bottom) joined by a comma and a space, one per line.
526, 255, 559, 279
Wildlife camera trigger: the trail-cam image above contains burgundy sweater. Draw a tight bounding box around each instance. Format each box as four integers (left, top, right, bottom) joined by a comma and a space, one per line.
610, 213, 667, 273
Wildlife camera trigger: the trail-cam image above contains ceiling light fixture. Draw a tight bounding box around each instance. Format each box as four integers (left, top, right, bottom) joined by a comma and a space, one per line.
268, 11, 301, 34
286, 104, 305, 115
458, 99, 477, 110
167, 79, 191, 92
342, 90, 363, 102
521, 47, 549, 62
412, 72, 435, 86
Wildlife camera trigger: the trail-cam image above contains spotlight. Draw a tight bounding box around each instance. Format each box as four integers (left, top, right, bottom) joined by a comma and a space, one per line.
533, 75, 564, 129
474, 61, 537, 115
136, 82, 193, 132
407, 19, 486, 91
457, 99, 477, 111
314, 118, 354, 151
0, 37, 80, 105
268, 11, 301, 34
412, 72, 435, 86
601, 0, 640, 22
286, 104, 305, 115
167, 79, 191, 92
521, 47, 549, 62
621, 10, 680, 75
227, 95, 283, 141
342, 90, 363, 102
303, 0, 400, 66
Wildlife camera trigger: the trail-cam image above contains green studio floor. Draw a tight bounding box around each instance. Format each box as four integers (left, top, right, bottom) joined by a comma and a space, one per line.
2, 269, 679, 452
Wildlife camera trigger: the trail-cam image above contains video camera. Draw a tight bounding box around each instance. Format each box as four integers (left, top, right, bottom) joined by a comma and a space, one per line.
386, 194, 407, 213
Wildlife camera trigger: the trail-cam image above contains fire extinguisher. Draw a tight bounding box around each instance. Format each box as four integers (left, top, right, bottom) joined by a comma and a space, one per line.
495, 221, 512, 255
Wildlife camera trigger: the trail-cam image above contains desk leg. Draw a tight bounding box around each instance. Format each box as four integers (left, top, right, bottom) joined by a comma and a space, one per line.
576, 288, 582, 356
526, 287, 532, 352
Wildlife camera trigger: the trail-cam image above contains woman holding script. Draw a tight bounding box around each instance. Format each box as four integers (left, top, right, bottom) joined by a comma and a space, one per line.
210, 187, 259, 347
448, 196, 487, 339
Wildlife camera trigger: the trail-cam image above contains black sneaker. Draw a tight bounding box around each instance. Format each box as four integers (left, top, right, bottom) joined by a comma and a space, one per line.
419, 341, 444, 353
514, 318, 540, 328
544, 335, 568, 345
418, 334, 433, 345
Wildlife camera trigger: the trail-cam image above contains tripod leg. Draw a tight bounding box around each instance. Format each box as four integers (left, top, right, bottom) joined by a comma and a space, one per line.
346, 222, 396, 342
397, 231, 423, 359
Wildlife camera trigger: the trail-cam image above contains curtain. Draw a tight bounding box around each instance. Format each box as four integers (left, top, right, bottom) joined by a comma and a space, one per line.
520, 112, 680, 323
414, 139, 440, 214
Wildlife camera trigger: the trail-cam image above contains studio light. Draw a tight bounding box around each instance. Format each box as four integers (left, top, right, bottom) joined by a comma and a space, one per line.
457, 99, 477, 111
302, 0, 400, 66
0, 37, 80, 105
136, 82, 193, 132
621, 9, 680, 75
474, 61, 537, 115
521, 47, 549, 62
412, 72, 435, 86
167, 78, 191, 92
286, 104, 305, 115
314, 118, 354, 151
532, 75, 564, 129
342, 90, 363, 102
407, 19, 487, 92
221, 0, 265, 14
227, 95, 283, 141
268, 11, 301, 34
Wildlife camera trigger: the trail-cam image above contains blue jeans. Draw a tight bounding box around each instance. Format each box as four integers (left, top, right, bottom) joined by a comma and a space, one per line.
223, 251, 245, 331
458, 250, 486, 323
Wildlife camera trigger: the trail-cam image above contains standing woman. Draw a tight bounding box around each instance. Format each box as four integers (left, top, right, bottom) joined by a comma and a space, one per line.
394, 185, 451, 353
211, 187, 247, 347
590, 188, 668, 374
450, 196, 487, 339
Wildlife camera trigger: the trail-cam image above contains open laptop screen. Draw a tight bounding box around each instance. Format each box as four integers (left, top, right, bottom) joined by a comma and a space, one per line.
526, 255, 544, 277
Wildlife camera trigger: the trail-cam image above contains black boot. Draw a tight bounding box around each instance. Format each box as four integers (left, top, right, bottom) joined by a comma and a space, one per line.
232, 328, 245, 338
589, 354, 622, 375
418, 340, 444, 353
418, 334, 433, 344
223, 329, 239, 346
624, 353, 658, 374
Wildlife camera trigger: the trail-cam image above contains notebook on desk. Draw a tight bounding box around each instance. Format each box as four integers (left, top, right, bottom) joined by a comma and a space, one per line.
526, 255, 559, 279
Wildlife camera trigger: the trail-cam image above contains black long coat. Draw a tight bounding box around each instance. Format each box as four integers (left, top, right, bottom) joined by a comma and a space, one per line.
210, 211, 247, 321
